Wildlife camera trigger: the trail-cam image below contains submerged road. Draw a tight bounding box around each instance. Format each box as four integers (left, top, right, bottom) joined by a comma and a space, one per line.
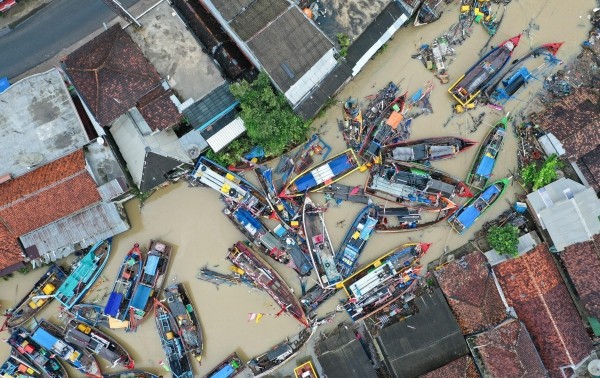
0, 0, 139, 80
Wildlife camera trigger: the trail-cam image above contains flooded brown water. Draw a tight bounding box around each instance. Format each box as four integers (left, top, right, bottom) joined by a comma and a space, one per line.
0, 0, 595, 376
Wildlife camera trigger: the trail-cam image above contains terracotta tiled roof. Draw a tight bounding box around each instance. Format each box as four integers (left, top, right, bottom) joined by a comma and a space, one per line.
0, 150, 101, 236
561, 234, 600, 319
577, 145, 600, 192
434, 252, 507, 334
63, 24, 180, 130
471, 319, 548, 378
137, 87, 182, 132
494, 244, 593, 377
0, 222, 24, 274
534, 88, 600, 161
420, 355, 479, 378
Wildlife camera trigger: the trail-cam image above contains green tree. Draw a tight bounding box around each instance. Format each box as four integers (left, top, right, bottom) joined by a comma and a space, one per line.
229, 72, 308, 158
487, 225, 519, 257
337, 33, 350, 57
520, 153, 564, 190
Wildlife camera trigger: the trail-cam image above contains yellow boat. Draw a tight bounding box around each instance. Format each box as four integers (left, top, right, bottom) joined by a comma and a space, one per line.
294, 361, 318, 378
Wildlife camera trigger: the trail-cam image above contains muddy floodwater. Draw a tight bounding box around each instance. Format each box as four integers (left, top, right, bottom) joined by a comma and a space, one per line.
0, 0, 595, 376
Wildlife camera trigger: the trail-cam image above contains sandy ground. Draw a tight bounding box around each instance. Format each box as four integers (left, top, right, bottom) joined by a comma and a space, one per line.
0, 0, 596, 377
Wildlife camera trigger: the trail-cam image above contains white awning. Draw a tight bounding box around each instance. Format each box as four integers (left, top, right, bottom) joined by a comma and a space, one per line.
206, 117, 247, 152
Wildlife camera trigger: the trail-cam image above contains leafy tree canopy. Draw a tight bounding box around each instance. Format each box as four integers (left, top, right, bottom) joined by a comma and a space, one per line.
521, 153, 564, 191
487, 225, 519, 257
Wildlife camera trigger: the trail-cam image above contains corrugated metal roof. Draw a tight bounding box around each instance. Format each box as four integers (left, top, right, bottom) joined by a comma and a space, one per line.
19, 202, 130, 263
97, 177, 129, 201
538, 133, 566, 156
206, 117, 246, 152
182, 84, 238, 131
485, 232, 541, 266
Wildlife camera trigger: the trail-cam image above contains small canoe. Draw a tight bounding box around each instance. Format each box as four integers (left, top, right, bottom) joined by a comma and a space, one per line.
164, 283, 204, 363
4, 263, 67, 329
247, 327, 316, 378
294, 360, 319, 378
302, 196, 342, 289
103, 371, 160, 378
340, 242, 429, 322
8, 328, 68, 378
0, 350, 44, 377
449, 34, 522, 106
154, 300, 193, 378
31, 319, 101, 377
448, 178, 510, 234
334, 205, 379, 278
384, 136, 477, 164
127, 240, 171, 332
227, 241, 310, 327
466, 114, 508, 190
55, 239, 111, 310
281, 149, 359, 197
203, 353, 244, 378
63, 317, 134, 369
375, 205, 457, 233
104, 243, 144, 320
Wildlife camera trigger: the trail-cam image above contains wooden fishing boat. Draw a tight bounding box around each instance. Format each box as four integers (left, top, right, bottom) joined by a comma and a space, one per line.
227, 241, 310, 327
153, 300, 193, 378
247, 326, 316, 378
366, 161, 462, 208
8, 328, 68, 378
449, 34, 521, 106
414, 0, 453, 26
302, 196, 342, 289
104, 243, 144, 321
448, 178, 510, 234
299, 285, 337, 314
294, 360, 318, 378
0, 350, 44, 377
69, 303, 112, 329
55, 239, 111, 310
335, 205, 379, 278
190, 157, 272, 217
254, 167, 301, 228
384, 136, 477, 163
466, 114, 508, 190
103, 371, 160, 378
359, 93, 407, 162
375, 203, 458, 233
31, 319, 101, 377
127, 240, 171, 332
63, 317, 134, 369
203, 353, 244, 378
340, 242, 429, 322
281, 149, 359, 197
164, 283, 204, 363
4, 264, 67, 329
223, 206, 312, 276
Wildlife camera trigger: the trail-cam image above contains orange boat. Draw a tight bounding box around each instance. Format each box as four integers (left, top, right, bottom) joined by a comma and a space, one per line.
294, 361, 318, 378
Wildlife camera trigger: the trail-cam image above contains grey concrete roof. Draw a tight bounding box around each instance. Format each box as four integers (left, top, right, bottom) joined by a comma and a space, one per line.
0, 68, 89, 178
229, 0, 289, 41
316, 327, 378, 378
377, 288, 468, 377
210, 0, 254, 21
128, 1, 225, 101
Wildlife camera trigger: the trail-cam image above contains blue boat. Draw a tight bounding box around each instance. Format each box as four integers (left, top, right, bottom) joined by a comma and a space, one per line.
127, 240, 171, 332
335, 205, 379, 278
154, 300, 193, 378
255, 167, 300, 227
448, 178, 510, 234
8, 328, 68, 378
204, 353, 244, 378
466, 115, 508, 190
281, 149, 359, 197
31, 320, 101, 377
55, 239, 111, 310
104, 243, 144, 320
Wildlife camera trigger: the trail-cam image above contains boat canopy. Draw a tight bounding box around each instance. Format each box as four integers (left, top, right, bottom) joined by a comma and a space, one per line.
145, 255, 160, 276
211, 364, 235, 378
104, 292, 123, 317
476, 155, 495, 177
235, 208, 262, 231
360, 217, 377, 240
130, 285, 152, 310
456, 205, 481, 230
31, 328, 57, 350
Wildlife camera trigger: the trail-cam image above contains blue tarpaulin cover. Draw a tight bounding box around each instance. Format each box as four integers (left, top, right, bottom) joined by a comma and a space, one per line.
210, 364, 234, 378
244, 146, 265, 160
456, 206, 481, 229
329, 154, 353, 175
235, 208, 262, 231
294, 154, 353, 192
0, 77, 9, 93
481, 184, 501, 201
476, 155, 495, 177
144, 255, 160, 276
31, 328, 57, 350
130, 285, 152, 310
294, 173, 318, 192
104, 292, 124, 317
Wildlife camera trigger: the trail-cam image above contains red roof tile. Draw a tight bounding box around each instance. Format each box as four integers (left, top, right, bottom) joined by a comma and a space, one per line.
0, 150, 101, 236
561, 234, 600, 319
471, 319, 548, 377
137, 87, 182, 132
577, 146, 600, 193
0, 222, 24, 274
494, 244, 593, 377
434, 252, 507, 334
420, 355, 479, 378
63, 24, 180, 129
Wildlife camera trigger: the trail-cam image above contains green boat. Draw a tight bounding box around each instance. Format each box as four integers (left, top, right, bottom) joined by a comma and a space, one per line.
448, 178, 510, 234
466, 114, 509, 190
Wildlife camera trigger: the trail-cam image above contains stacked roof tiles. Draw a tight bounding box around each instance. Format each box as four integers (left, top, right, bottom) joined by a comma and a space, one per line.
420, 355, 479, 378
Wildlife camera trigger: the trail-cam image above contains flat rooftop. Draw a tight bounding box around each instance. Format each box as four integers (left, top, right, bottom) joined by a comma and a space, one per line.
0, 68, 89, 178
128, 1, 225, 101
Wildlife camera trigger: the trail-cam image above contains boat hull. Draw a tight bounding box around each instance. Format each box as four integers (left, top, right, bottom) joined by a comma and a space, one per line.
383, 136, 477, 163
154, 300, 194, 378
466, 115, 508, 190
164, 283, 204, 362
203, 353, 244, 378
8, 328, 68, 378
335, 205, 379, 278
104, 243, 143, 321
